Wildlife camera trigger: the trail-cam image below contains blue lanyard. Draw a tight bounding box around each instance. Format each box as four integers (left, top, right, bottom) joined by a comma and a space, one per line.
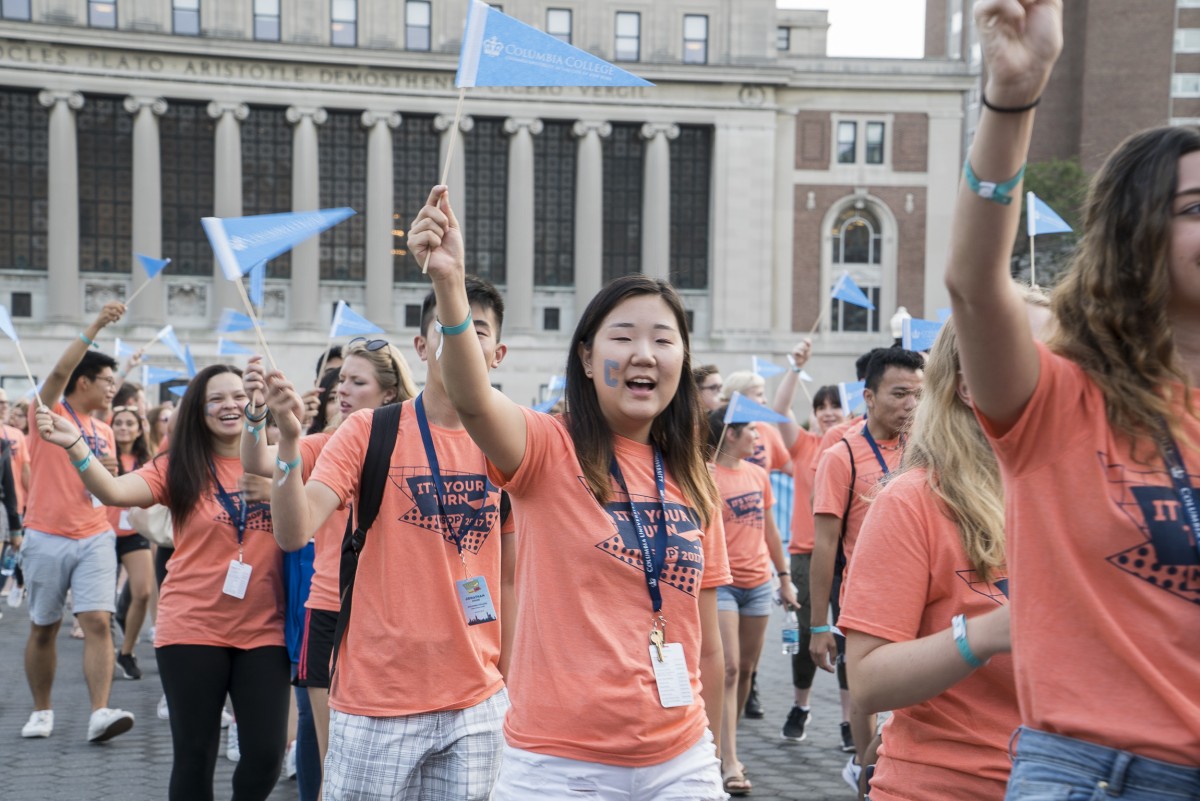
62, 400, 100, 456
860, 425, 897, 476
608, 445, 670, 613
413, 394, 488, 556
208, 461, 247, 555
1156, 426, 1200, 562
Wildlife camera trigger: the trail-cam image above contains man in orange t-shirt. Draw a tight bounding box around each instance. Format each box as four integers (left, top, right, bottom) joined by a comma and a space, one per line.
268, 279, 512, 801
810, 347, 923, 770
21, 302, 136, 744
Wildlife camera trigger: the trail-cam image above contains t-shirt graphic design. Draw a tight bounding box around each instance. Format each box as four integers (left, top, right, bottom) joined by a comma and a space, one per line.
1101, 452, 1200, 606
595, 485, 705, 599
955, 569, 1010, 604
393, 468, 499, 554
213, 494, 273, 532
747, 441, 769, 469
724, 491, 764, 527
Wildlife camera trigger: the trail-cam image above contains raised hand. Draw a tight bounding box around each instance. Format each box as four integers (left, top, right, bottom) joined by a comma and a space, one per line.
264, 372, 306, 442
408, 185, 465, 281
974, 0, 1063, 106
35, 406, 82, 449
790, 339, 813, 369
243, 355, 267, 408
95, 300, 126, 329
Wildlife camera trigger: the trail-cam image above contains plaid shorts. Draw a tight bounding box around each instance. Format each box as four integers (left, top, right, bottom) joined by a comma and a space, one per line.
324, 688, 508, 801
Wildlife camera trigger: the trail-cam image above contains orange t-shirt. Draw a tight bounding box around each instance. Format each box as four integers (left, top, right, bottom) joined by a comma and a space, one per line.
24, 401, 117, 539
107, 452, 143, 537
812, 418, 904, 569
713, 461, 774, 588
137, 454, 285, 650
746, 422, 789, 473
490, 408, 732, 767
839, 468, 1018, 801
297, 432, 344, 613
977, 342, 1200, 766
786, 428, 825, 555
309, 401, 506, 717
2, 424, 27, 510
816, 416, 860, 460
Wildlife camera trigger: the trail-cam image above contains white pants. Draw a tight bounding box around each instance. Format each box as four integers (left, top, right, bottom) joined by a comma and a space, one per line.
490, 729, 727, 801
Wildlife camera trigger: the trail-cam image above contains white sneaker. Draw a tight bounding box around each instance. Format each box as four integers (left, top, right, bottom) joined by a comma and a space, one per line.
7, 585, 22, 607
842, 756, 862, 793
157, 694, 169, 720
284, 739, 297, 779
226, 721, 240, 761
88, 707, 135, 742
21, 709, 54, 738
220, 708, 233, 729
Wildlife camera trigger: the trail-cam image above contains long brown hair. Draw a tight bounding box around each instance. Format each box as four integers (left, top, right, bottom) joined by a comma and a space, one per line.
900, 320, 1005, 582
564, 275, 718, 525
163, 365, 242, 524
1049, 126, 1200, 451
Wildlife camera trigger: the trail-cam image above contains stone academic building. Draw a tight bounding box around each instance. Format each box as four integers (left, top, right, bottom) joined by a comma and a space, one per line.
0, 0, 973, 402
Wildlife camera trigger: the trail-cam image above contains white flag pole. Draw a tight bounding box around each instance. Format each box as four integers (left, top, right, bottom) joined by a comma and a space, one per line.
422, 86, 468, 275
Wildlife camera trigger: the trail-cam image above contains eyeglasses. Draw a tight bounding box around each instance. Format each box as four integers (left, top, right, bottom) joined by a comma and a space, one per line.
348, 337, 389, 352
92, 375, 117, 387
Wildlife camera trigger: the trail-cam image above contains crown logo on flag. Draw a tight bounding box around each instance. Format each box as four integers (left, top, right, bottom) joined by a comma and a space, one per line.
484, 36, 504, 56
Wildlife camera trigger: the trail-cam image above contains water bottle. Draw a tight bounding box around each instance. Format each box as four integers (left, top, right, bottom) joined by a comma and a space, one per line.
781, 609, 801, 655
0, 544, 14, 577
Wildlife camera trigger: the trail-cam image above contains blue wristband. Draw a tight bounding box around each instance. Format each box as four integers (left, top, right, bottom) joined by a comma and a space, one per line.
963, 158, 1025, 206
810, 625, 832, 634
79, 332, 95, 347
71, 451, 93, 474
951, 613, 985, 668
435, 309, 473, 337
275, 455, 302, 486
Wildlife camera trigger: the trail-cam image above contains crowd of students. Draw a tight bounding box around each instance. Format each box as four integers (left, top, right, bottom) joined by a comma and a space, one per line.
4, 3, 1198, 799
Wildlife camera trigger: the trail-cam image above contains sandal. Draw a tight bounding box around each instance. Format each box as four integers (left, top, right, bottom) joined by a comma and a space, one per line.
723, 772, 752, 796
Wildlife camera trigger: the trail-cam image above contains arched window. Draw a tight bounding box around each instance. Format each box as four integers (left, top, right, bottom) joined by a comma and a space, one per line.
830, 204, 882, 332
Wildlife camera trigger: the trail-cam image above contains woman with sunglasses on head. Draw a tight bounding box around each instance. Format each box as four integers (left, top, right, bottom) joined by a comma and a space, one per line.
947, 1, 1200, 797
108, 405, 156, 681
406, 186, 731, 800
241, 337, 417, 801
37, 365, 288, 801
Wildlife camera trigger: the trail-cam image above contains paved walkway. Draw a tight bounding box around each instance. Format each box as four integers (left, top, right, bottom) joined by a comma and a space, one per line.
0, 599, 854, 800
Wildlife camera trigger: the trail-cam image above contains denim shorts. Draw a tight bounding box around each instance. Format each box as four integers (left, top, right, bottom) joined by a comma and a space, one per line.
716, 580, 773, 616
1006, 727, 1200, 801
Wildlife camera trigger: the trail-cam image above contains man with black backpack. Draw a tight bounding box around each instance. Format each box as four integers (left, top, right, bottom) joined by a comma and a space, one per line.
266, 277, 513, 801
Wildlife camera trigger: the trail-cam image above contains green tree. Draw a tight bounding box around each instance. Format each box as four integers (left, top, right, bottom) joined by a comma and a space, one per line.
1011, 157, 1089, 287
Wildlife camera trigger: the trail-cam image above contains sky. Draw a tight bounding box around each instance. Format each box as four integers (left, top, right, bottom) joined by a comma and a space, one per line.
779, 0, 926, 58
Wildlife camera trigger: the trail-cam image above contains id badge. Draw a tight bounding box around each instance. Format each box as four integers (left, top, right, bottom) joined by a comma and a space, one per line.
222, 560, 252, 599
455, 576, 498, 625
648, 643, 693, 708
118, 510, 131, 530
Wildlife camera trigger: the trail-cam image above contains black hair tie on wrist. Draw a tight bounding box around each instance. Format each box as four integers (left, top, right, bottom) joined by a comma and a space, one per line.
981, 90, 1041, 114
244, 402, 269, 423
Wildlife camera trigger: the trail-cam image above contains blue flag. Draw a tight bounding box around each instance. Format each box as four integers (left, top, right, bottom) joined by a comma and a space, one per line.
113, 338, 138, 360
217, 338, 254, 356
838, 380, 867, 416
457, 0, 652, 88
217, 309, 256, 334
1026, 192, 1072, 237
202, 208, 356, 281
936, 307, 952, 323
548, 374, 566, 395
902, 317, 944, 352
135, 253, 171, 279
183, 345, 198, 378
533, 396, 561, 414
751, 356, 787, 378
142, 365, 188, 386
0, 305, 18, 342
330, 300, 384, 338
168, 384, 188, 398
248, 262, 266, 307
831, 271, 876, 310
723, 391, 791, 425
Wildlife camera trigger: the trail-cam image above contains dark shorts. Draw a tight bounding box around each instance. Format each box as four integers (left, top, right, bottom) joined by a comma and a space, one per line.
296, 607, 338, 689
115, 533, 151, 560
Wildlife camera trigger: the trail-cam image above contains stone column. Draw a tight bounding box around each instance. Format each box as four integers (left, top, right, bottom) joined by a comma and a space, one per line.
38, 90, 84, 323
361, 110, 401, 330
286, 106, 327, 332
124, 96, 168, 327
206, 101, 250, 321
639, 123, 679, 281
572, 121, 611, 322
502, 117, 541, 332
433, 113, 472, 235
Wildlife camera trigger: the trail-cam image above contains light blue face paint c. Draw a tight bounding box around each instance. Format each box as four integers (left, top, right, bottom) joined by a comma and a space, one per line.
604, 359, 620, 388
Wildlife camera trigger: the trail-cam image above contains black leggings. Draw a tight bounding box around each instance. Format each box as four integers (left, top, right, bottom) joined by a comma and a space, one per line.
156, 644, 291, 801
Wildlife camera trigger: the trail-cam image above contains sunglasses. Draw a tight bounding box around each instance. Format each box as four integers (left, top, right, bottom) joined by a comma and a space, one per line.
348, 337, 389, 352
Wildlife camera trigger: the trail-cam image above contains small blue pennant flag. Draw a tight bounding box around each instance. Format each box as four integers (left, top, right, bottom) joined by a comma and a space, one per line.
457, 0, 653, 88
202, 208, 356, 282
248, 262, 265, 308
135, 253, 171, 279
217, 309, 256, 334
838, 380, 867, 416
0, 305, 19, 342
533, 396, 561, 413
831, 271, 876, 311
114, 338, 138, 360
723, 391, 792, 425
183, 345, 198, 378
142, 365, 188, 386
751, 356, 787, 378
330, 300, 384, 338
168, 384, 188, 398
548, 374, 566, 395
1026, 192, 1073, 237
902, 317, 945, 352
156, 325, 188, 365
217, 338, 254, 356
